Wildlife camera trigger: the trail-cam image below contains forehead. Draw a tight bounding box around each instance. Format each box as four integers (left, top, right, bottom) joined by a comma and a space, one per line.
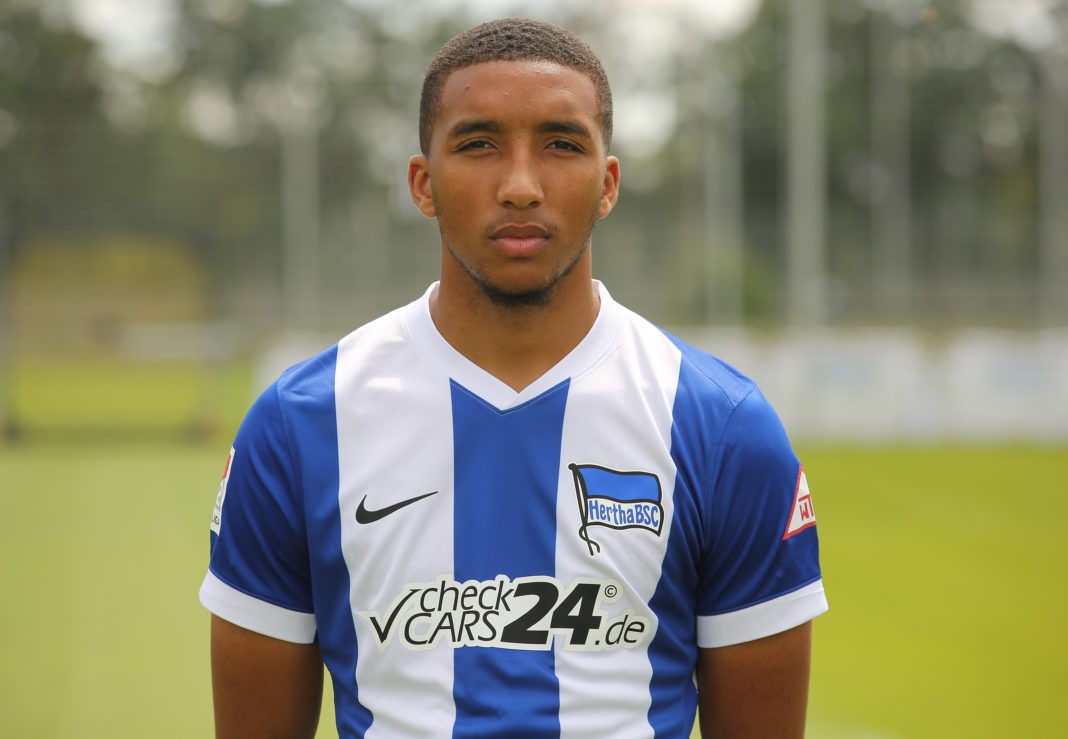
435, 60, 601, 135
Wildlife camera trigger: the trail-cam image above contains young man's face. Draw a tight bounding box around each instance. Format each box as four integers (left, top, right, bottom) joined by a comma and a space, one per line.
409, 60, 620, 307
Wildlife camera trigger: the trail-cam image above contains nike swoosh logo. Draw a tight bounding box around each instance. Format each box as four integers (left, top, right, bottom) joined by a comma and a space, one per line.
355, 491, 439, 524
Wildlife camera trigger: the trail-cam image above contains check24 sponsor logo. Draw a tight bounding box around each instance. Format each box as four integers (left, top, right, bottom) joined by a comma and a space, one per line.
358, 576, 651, 652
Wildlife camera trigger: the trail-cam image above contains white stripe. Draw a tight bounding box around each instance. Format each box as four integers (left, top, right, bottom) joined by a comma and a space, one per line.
199, 570, 317, 643
335, 311, 457, 737
554, 306, 683, 739
697, 580, 829, 648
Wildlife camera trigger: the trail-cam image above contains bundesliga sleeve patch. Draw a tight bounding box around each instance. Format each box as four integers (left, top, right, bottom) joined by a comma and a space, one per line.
210, 446, 235, 536
782, 467, 816, 540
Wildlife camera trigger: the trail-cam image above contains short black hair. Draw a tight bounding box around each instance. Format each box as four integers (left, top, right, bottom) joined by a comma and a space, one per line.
418, 18, 613, 155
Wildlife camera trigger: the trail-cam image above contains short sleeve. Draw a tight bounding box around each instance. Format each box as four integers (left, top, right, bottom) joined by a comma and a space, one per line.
695, 389, 827, 648
198, 382, 317, 643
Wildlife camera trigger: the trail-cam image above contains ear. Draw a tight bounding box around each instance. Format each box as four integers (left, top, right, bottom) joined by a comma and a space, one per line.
597, 156, 621, 219
408, 155, 437, 218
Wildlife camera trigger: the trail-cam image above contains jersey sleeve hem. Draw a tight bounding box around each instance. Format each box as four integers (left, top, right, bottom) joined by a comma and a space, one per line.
199, 570, 318, 644
696, 580, 828, 648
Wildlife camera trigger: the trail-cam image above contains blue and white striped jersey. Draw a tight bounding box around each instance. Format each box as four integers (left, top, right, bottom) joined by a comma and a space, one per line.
200, 282, 827, 738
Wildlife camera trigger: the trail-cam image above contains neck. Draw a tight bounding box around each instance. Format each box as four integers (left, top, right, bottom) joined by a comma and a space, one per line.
429, 271, 601, 392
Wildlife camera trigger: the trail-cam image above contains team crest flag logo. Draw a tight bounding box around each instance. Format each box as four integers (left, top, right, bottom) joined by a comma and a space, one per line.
569, 464, 663, 556
782, 467, 816, 540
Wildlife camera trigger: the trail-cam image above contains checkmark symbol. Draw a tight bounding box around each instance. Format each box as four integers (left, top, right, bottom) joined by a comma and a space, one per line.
355, 491, 439, 524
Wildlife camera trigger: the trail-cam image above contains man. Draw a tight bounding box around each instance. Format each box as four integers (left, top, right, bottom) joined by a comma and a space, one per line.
201, 17, 827, 738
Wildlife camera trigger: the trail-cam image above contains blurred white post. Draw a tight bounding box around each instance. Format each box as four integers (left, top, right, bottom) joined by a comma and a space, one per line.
785, 0, 827, 326
870, 9, 912, 317
703, 64, 744, 325
277, 63, 322, 335
1039, 50, 1068, 327
281, 117, 321, 330
278, 61, 326, 331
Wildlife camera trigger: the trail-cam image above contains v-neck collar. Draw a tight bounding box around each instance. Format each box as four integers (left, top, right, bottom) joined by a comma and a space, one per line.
402, 281, 623, 411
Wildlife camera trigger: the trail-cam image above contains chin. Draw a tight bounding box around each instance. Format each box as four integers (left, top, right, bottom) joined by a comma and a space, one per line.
478, 280, 554, 308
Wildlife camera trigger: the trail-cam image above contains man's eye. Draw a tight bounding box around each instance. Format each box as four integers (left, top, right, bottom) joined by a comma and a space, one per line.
457, 139, 492, 151
548, 140, 582, 152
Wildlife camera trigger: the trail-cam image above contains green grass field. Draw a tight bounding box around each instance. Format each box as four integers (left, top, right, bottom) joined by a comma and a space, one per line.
2, 391, 1065, 736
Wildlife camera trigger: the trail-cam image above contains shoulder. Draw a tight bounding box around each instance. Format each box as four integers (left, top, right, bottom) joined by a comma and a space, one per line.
236, 343, 340, 451
669, 333, 793, 472
631, 323, 794, 485
272, 342, 340, 401
627, 310, 766, 424
607, 295, 756, 406
604, 303, 779, 445
268, 301, 412, 408
661, 328, 759, 411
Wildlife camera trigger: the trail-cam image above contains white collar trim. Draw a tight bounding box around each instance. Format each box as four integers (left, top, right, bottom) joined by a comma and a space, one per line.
403, 281, 622, 410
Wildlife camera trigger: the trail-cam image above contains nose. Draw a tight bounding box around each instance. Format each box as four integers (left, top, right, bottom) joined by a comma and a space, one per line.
497, 149, 543, 209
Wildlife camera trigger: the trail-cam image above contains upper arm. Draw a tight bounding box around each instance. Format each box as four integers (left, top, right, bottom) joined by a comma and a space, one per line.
203, 376, 330, 735
696, 390, 824, 642
697, 621, 813, 739
202, 383, 319, 642
211, 615, 324, 739
696, 619, 811, 734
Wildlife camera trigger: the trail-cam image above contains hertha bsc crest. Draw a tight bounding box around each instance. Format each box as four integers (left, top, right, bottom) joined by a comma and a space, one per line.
570, 464, 664, 556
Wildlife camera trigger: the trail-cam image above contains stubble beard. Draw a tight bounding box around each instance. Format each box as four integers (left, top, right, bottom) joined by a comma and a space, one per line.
436, 200, 601, 310
443, 235, 591, 308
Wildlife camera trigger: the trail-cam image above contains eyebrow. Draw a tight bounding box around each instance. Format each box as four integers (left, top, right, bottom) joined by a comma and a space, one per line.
446, 118, 594, 141
538, 120, 594, 140
446, 119, 501, 140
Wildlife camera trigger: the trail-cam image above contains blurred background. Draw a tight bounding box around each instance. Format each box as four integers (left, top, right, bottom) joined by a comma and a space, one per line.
1, 0, 1066, 737
2, 0, 1067, 442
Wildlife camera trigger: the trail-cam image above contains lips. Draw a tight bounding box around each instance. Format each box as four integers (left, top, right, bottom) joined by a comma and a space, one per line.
490, 224, 550, 257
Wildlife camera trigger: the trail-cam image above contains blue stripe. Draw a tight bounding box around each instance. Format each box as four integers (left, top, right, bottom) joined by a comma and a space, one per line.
645, 351, 724, 737
450, 380, 569, 739
285, 346, 373, 737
